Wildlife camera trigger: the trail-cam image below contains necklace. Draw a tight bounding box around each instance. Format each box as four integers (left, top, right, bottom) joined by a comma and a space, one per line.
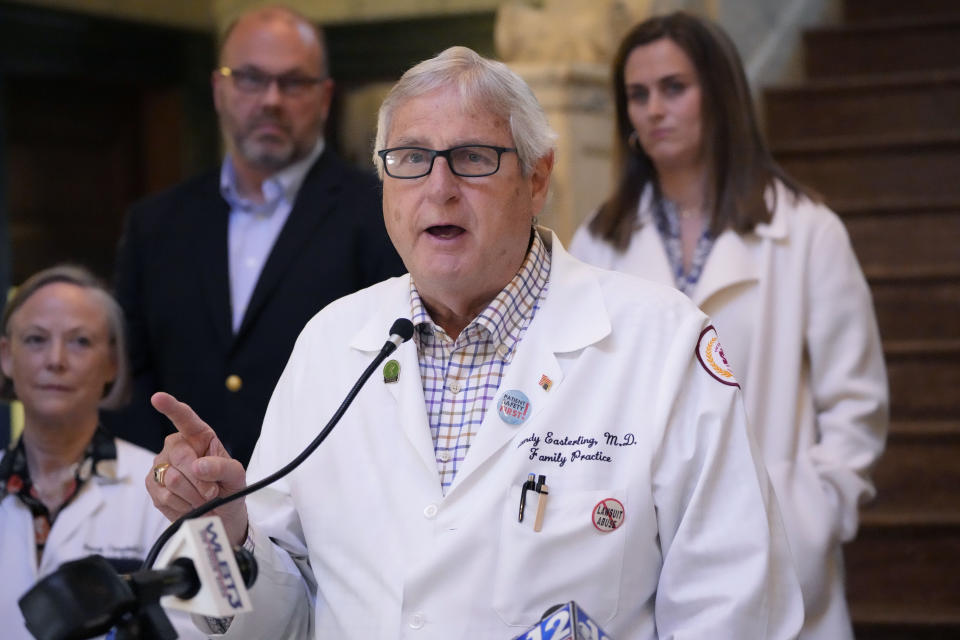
679, 207, 700, 221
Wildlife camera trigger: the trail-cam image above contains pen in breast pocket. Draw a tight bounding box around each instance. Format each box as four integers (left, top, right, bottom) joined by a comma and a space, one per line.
533, 482, 549, 532
518, 473, 537, 522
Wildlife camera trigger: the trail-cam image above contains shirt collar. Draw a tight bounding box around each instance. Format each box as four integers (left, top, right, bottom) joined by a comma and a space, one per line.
409, 228, 551, 350
219, 136, 325, 214
0, 424, 118, 501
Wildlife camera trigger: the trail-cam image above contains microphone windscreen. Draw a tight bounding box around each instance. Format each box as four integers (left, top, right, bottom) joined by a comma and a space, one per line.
390, 318, 414, 342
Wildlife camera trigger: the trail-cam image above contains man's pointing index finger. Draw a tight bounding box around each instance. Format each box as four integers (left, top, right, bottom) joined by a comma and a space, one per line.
151, 391, 218, 455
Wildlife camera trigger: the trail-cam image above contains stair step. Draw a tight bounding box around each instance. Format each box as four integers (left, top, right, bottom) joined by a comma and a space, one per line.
843, 204, 960, 275
844, 0, 960, 25
885, 338, 960, 355
852, 622, 960, 640
860, 511, 960, 528
764, 70, 960, 144
885, 340, 960, 419
866, 428, 960, 522
846, 523, 960, 625
889, 419, 960, 438
870, 279, 960, 342
774, 129, 960, 153
805, 17, 960, 78
779, 5, 960, 632
833, 196, 960, 216
774, 133, 960, 203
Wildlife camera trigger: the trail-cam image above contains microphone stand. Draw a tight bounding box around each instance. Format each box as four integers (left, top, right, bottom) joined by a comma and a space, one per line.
143, 319, 413, 569
111, 600, 176, 640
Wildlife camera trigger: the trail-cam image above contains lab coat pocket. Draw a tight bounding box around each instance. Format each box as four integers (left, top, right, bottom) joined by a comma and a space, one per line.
492, 482, 627, 627
766, 455, 838, 616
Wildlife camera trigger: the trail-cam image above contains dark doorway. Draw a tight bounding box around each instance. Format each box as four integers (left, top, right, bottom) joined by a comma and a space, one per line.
0, 2, 218, 284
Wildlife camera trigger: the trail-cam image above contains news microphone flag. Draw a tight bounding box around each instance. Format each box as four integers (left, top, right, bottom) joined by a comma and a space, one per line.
154, 516, 254, 617
513, 601, 613, 640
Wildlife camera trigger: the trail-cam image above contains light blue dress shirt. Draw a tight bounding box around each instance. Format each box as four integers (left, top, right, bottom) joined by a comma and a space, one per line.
220, 139, 325, 333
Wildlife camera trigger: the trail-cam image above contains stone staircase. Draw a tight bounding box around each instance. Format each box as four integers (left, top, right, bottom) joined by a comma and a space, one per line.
763, 0, 960, 637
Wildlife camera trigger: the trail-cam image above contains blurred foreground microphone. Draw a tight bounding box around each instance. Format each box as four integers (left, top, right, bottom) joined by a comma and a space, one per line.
19, 517, 255, 640
513, 601, 613, 640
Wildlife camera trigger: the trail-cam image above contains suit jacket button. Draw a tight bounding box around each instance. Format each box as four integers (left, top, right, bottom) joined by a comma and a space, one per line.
225, 374, 243, 392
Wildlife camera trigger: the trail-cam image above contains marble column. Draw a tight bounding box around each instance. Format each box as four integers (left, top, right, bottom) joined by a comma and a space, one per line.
495, 0, 655, 243
507, 63, 613, 244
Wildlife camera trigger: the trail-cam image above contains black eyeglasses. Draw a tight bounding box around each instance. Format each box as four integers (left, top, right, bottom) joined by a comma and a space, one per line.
217, 66, 325, 96
377, 145, 518, 179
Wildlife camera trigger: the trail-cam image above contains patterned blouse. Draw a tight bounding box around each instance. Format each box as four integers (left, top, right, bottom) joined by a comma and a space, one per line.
651, 198, 717, 296
0, 425, 118, 563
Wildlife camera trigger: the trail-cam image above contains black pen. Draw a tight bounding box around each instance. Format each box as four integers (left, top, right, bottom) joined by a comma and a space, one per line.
518, 473, 536, 522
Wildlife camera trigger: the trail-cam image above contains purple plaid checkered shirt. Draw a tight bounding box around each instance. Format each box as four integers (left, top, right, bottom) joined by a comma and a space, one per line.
410, 229, 551, 493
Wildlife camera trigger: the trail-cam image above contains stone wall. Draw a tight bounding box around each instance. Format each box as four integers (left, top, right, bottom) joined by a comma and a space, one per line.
212, 0, 503, 29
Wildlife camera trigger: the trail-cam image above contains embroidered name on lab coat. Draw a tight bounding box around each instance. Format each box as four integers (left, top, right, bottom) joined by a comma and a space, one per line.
516, 430, 636, 467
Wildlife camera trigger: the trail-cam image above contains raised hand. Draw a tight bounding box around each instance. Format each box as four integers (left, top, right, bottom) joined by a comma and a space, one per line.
145, 392, 249, 546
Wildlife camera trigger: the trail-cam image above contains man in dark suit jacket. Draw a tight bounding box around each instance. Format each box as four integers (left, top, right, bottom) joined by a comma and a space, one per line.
108, 6, 404, 466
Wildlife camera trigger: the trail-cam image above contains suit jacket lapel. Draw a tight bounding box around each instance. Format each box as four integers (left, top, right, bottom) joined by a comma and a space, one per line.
236, 152, 343, 342
193, 183, 233, 350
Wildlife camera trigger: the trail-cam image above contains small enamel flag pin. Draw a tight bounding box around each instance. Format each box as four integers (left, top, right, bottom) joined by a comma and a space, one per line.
538, 374, 552, 391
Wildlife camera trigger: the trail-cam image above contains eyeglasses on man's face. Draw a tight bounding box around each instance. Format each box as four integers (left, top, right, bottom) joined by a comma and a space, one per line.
217, 66, 325, 97
378, 145, 518, 179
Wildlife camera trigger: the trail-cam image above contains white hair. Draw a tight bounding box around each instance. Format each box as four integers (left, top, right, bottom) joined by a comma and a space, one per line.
373, 46, 557, 178
0, 264, 131, 409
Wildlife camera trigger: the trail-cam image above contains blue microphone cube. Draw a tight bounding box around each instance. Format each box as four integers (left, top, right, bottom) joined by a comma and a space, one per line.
512, 601, 612, 640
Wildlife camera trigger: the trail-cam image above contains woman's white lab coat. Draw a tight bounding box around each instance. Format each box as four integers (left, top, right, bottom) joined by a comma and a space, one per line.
0, 437, 204, 640
570, 184, 889, 639
215, 230, 803, 639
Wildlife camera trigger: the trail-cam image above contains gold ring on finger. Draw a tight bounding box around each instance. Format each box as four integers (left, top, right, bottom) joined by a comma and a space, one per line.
152, 463, 171, 488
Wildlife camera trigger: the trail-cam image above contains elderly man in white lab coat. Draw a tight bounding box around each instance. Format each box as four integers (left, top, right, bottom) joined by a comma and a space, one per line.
144, 46, 804, 639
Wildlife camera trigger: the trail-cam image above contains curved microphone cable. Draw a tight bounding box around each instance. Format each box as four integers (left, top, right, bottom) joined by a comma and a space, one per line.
142, 318, 415, 569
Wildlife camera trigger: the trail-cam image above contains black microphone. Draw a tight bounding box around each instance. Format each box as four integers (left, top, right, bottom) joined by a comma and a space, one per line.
384, 317, 415, 354
19, 548, 256, 640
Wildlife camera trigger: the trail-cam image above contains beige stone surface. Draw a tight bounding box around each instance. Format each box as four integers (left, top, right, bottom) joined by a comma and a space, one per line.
496, 0, 653, 64
212, 0, 504, 29
509, 63, 614, 245
339, 81, 394, 170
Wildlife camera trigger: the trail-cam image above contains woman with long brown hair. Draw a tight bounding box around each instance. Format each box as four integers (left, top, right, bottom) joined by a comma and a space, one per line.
570, 12, 889, 639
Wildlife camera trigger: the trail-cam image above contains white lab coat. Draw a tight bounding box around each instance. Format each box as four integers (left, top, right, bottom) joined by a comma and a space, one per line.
214, 229, 803, 639
570, 185, 889, 639
0, 437, 205, 640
